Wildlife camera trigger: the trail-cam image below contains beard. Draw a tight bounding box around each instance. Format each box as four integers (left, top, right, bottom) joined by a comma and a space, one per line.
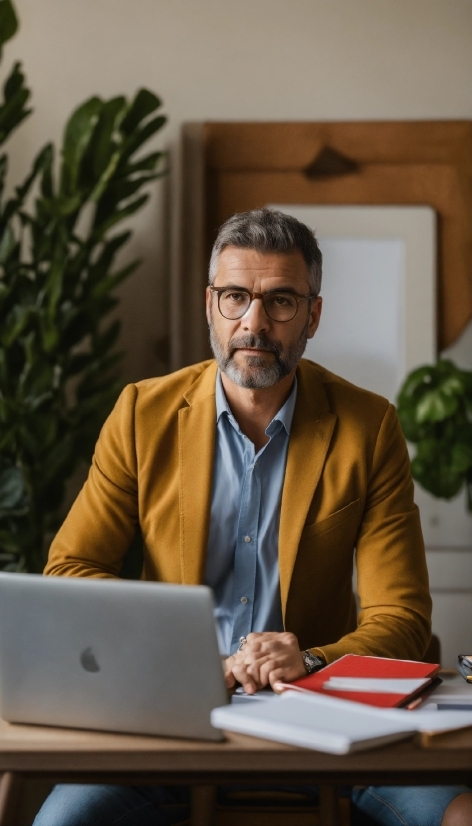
209, 313, 309, 389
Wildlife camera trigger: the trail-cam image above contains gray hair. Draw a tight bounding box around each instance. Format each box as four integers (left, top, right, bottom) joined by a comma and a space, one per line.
208, 208, 322, 295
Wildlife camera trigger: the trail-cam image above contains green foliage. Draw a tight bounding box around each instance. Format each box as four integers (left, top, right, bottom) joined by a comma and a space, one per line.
396, 360, 472, 511
0, 0, 18, 58
0, 6, 166, 571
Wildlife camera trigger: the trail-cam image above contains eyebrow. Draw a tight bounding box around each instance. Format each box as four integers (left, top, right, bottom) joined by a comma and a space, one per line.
215, 284, 302, 295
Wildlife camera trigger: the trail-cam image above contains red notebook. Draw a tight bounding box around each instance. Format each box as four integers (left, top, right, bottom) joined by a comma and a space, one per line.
275, 654, 441, 709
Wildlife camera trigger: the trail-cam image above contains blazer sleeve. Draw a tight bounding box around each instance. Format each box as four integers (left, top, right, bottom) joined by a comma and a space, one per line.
44, 384, 139, 578
312, 404, 432, 663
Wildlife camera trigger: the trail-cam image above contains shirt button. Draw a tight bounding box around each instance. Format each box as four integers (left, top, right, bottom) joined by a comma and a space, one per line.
240, 596, 248, 604
244, 535, 251, 543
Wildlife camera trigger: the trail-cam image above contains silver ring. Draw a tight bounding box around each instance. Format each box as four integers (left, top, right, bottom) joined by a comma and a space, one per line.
238, 636, 247, 651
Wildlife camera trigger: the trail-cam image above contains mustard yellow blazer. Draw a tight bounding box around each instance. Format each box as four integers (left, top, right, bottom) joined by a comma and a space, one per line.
45, 359, 432, 663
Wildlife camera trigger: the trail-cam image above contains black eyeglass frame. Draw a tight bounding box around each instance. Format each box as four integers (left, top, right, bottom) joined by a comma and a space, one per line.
209, 286, 317, 323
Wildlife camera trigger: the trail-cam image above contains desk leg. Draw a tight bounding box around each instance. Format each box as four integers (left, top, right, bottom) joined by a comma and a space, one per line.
0, 773, 22, 826
319, 785, 340, 826
191, 785, 216, 826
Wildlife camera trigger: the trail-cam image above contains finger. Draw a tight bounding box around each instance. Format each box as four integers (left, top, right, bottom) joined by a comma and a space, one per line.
224, 669, 236, 688
246, 632, 278, 648
241, 638, 263, 655
246, 657, 275, 688
268, 666, 295, 690
245, 654, 273, 686
232, 662, 259, 695
259, 657, 286, 687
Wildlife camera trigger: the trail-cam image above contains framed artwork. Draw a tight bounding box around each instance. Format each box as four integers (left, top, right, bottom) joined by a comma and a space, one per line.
269, 204, 435, 403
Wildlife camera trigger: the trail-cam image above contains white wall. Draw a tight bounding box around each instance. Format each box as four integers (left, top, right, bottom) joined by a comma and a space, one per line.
3, 0, 472, 663
4, 0, 472, 380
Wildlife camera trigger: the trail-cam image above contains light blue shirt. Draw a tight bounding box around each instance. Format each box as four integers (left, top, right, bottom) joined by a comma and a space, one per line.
204, 372, 297, 656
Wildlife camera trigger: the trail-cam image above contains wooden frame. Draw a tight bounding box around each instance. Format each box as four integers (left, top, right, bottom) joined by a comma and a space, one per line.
172, 121, 472, 369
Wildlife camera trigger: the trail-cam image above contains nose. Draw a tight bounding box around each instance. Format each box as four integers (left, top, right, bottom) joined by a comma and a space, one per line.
240, 296, 271, 333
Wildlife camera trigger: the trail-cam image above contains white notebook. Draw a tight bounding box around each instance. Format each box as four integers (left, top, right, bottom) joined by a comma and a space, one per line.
211, 691, 472, 755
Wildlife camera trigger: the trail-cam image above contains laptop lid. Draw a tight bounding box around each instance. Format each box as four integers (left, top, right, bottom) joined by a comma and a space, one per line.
0, 573, 228, 740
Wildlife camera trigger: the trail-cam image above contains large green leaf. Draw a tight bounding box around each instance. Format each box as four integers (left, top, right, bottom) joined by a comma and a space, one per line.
119, 114, 167, 165
0, 464, 27, 517
39, 313, 59, 352
18, 358, 54, 400
0, 62, 31, 144
93, 193, 149, 237
2, 143, 53, 225
119, 151, 165, 176
19, 412, 58, 455
2, 304, 30, 345
416, 387, 459, 423
85, 231, 131, 286
0, 224, 14, 263
60, 96, 103, 196
0, 0, 18, 56
450, 442, 472, 474
86, 96, 127, 181
120, 88, 161, 136
90, 259, 138, 299
88, 150, 121, 203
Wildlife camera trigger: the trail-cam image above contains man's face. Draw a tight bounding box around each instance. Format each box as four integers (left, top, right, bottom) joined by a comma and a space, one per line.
206, 247, 322, 389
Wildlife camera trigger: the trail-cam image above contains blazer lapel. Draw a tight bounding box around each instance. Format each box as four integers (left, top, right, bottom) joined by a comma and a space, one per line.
279, 361, 337, 619
179, 362, 218, 585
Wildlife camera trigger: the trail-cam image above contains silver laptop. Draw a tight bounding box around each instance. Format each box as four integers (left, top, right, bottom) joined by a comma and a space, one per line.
0, 573, 228, 740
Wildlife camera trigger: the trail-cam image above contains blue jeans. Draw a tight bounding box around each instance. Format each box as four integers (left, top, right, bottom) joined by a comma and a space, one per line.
33, 785, 191, 826
352, 785, 471, 826
34, 783, 471, 826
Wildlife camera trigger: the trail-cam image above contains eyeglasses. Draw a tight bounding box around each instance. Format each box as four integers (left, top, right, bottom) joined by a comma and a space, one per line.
210, 287, 315, 323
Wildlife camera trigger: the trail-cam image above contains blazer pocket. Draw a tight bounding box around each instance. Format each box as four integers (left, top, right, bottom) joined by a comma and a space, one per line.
302, 498, 361, 539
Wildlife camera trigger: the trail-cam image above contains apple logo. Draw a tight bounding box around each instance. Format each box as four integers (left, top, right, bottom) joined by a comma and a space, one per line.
80, 647, 100, 673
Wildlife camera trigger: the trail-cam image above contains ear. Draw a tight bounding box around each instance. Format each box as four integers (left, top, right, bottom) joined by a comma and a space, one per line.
307, 296, 322, 339
205, 286, 212, 324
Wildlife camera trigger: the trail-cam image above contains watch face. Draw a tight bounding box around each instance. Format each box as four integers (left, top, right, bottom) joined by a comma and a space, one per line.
303, 652, 323, 674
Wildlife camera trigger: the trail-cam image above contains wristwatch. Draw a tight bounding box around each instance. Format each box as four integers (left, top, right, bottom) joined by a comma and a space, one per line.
301, 651, 325, 675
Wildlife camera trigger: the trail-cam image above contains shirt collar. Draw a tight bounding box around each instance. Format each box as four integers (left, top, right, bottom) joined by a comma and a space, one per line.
215, 371, 298, 436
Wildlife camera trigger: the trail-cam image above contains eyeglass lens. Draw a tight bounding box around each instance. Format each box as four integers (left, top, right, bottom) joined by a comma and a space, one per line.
218, 289, 298, 322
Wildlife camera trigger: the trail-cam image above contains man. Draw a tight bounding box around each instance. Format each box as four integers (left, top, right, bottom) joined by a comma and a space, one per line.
35, 209, 472, 826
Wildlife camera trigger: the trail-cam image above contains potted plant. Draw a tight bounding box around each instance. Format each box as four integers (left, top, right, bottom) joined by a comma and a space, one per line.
0, 0, 167, 571
396, 359, 472, 511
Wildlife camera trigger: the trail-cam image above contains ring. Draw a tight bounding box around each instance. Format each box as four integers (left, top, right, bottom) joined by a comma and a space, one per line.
238, 636, 247, 651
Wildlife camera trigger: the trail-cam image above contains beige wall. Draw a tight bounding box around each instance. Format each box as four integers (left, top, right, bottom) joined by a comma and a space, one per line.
3, 0, 472, 381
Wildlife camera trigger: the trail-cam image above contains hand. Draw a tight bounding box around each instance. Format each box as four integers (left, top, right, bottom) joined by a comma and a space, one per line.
224, 632, 306, 695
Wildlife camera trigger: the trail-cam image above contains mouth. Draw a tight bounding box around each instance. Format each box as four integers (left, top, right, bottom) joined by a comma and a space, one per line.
236, 347, 274, 355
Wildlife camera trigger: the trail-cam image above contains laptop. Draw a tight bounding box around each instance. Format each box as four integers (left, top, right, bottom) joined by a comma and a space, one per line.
0, 573, 228, 740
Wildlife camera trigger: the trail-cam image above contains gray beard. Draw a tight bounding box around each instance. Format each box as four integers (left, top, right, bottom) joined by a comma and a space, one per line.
208, 315, 309, 389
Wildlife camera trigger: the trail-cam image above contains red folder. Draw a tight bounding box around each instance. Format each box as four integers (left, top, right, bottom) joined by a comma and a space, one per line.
275, 654, 441, 708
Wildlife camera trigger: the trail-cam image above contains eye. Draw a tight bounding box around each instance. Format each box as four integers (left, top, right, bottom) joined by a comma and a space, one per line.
222, 290, 247, 303
268, 293, 296, 308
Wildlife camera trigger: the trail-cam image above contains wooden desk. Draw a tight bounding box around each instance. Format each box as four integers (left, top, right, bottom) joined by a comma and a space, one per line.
0, 717, 470, 826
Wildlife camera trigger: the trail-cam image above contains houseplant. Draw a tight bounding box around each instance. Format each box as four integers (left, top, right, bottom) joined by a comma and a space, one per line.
0, 0, 167, 571
396, 359, 472, 511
